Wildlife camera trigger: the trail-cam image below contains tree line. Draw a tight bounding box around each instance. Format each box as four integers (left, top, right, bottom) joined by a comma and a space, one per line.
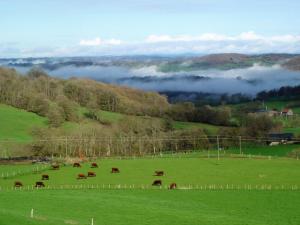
0, 67, 169, 127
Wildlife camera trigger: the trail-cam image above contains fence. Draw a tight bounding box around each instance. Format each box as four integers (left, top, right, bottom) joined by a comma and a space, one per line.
1, 183, 299, 192
0, 164, 50, 179
1, 135, 299, 158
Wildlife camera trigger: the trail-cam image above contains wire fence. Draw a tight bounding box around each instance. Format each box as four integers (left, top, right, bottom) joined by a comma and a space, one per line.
1, 135, 299, 159
0, 164, 50, 179
1, 183, 299, 192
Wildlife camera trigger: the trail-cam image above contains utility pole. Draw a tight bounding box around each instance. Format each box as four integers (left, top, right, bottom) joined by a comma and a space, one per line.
217, 135, 220, 161
239, 136, 242, 155
65, 137, 68, 157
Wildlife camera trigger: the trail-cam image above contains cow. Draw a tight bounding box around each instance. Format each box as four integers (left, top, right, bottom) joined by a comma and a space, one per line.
152, 180, 162, 186
91, 162, 98, 168
111, 168, 120, 173
41, 174, 49, 180
154, 171, 164, 176
88, 171, 96, 177
169, 183, 177, 189
51, 164, 60, 170
14, 181, 23, 188
77, 173, 87, 179
73, 163, 81, 168
35, 181, 45, 188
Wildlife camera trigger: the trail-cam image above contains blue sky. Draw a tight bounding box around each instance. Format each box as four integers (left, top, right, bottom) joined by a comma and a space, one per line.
0, 0, 300, 57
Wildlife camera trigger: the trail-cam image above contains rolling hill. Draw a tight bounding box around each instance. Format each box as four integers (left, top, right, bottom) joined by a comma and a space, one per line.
0, 104, 47, 141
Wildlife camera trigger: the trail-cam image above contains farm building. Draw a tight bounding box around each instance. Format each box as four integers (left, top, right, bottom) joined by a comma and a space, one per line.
253, 109, 279, 117
281, 108, 294, 116
268, 133, 294, 142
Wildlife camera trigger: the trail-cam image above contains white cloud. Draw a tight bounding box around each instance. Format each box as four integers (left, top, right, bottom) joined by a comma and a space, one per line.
145, 33, 231, 43
105, 38, 122, 45
1, 32, 299, 58
79, 37, 122, 46
145, 31, 300, 43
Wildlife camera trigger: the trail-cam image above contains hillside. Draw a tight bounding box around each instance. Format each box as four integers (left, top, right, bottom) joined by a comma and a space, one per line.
0, 67, 170, 122
0, 104, 47, 141
283, 56, 300, 71
230, 99, 300, 135
158, 53, 298, 72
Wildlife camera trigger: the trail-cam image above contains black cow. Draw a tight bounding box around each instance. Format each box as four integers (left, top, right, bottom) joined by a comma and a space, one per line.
154, 171, 164, 176
41, 174, 49, 180
51, 164, 60, 170
73, 163, 81, 168
35, 181, 45, 188
152, 180, 162, 186
111, 168, 120, 173
14, 181, 23, 187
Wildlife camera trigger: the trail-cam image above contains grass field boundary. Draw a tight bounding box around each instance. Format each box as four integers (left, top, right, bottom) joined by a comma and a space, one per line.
84, 151, 297, 161
0, 164, 50, 180
1, 183, 299, 192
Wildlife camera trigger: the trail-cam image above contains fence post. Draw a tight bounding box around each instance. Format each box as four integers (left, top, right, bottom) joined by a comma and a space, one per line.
217, 136, 220, 160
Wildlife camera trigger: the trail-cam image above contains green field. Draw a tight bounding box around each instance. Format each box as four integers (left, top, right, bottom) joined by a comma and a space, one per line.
265, 100, 300, 113
1, 189, 300, 225
0, 156, 300, 225
1, 157, 300, 188
1, 104, 300, 225
0, 104, 47, 141
229, 143, 300, 157
284, 127, 300, 135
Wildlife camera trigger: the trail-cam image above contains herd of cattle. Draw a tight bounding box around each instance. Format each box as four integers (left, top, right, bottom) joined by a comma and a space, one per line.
14, 162, 177, 189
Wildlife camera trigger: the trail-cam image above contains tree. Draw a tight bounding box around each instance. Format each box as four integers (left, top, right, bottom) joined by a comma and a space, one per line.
244, 114, 281, 137
47, 105, 65, 127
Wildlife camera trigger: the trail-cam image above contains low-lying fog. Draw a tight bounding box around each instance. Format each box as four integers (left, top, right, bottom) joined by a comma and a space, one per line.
12, 64, 300, 95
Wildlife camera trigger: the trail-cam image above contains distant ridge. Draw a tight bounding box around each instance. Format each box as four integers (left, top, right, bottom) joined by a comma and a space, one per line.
283, 56, 300, 71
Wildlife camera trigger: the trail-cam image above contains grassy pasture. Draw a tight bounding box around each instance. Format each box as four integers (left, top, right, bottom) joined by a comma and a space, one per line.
264, 100, 300, 113
1, 189, 300, 225
1, 157, 300, 188
228, 143, 300, 157
0, 104, 47, 141
0, 156, 300, 225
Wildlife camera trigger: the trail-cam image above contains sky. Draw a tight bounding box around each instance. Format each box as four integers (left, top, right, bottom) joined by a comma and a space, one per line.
0, 0, 300, 57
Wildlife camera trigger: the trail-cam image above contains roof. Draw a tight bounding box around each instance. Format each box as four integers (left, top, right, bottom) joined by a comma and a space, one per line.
269, 133, 294, 140
282, 108, 292, 113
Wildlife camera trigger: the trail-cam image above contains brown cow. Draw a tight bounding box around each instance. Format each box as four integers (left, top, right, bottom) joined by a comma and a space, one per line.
154, 171, 164, 176
51, 164, 60, 170
88, 171, 96, 177
41, 174, 49, 180
111, 168, 120, 173
35, 181, 45, 188
73, 163, 81, 168
14, 181, 23, 187
152, 180, 162, 186
169, 183, 177, 189
77, 173, 87, 179
91, 162, 98, 168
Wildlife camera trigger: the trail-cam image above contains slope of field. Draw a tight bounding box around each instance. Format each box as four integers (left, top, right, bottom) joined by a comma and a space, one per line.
80, 107, 222, 134
172, 121, 221, 134
0, 104, 47, 141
